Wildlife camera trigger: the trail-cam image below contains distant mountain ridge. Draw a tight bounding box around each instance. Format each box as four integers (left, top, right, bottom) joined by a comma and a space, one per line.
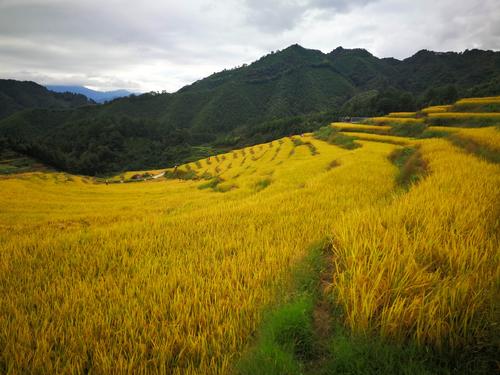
0, 44, 499, 175
46, 85, 134, 103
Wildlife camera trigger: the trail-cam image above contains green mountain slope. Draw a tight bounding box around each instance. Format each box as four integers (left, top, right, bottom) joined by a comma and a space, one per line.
0, 79, 94, 119
1, 45, 499, 175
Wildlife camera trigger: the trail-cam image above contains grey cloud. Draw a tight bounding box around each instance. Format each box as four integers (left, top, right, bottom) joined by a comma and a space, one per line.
240, 0, 376, 32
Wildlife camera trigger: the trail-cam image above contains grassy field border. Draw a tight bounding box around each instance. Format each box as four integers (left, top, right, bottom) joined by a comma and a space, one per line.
235, 239, 455, 375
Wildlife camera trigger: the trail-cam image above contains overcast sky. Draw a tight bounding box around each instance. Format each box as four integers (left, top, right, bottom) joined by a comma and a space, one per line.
0, 0, 499, 93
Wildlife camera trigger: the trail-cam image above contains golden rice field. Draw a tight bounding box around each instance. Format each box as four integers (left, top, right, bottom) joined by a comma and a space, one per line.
0, 137, 398, 373
340, 132, 412, 145
367, 117, 425, 125
332, 138, 499, 350
426, 126, 464, 133
331, 122, 391, 133
454, 97, 500, 106
427, 112, 500, 120
427, 112, 500, 127
387, 112, 418, 118
453, 126, 500, 154
420, 105, 452, 114
1, 97, 499, 373
456, 96, 500, 103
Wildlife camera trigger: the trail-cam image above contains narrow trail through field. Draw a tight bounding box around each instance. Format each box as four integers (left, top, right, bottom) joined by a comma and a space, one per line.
297, 146, 432, 374
304, 244, 335, 375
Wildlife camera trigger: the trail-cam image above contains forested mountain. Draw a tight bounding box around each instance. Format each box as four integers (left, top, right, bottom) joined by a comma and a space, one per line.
0, 80, 94, 119
1, 45, 499, 174
46, 85, 133, 103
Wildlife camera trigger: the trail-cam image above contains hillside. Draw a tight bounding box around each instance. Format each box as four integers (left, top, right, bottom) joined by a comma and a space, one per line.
0, 95, 498, 374
0, 79, 94, 119
1, 45, 499, 174
46, 85, 133, 103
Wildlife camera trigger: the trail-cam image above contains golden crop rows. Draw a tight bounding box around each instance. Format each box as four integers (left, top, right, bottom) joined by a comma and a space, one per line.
331, 122, 391, 132
0, 137, 398, 373
428, 112, 500, 119
368, 117, 425, 125
454, 126, 500, 153
387, 112, 418, 118
1, 99, 499, 373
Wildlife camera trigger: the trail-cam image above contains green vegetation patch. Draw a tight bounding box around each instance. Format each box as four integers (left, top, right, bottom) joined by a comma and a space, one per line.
388, 147, 428, 188
322, 332, 433, 375
291, 138, 306, 147
254, 178, 272, 192
304, 142, 318, 156
0, 164, 18, 174
390, 122, 427, 137
290, 137, 319, 156
197, 176, 224, 190
313, 126, 360, 150
427, 114, 500, 127
326, 160, 341, 171
214, 181, 238, 193
237, 241, 325, 375
164, 169, 198, 180
449, 135, 500, 163
418, 129, 451, 139
0, 146, 43, 174
452, 102, 500, 113
236, 240, 444, 375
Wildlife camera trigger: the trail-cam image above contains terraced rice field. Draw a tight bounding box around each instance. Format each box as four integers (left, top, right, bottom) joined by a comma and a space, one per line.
339, 132, 411, 145
331, 122, 391, 134
365, 117, 425, 125
386, 112, 418, 118
0, 96, 499, 373
421, 105, 453, 114
427, 112, 500, 126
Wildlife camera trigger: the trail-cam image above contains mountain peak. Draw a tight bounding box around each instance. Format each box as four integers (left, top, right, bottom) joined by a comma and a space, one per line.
277, 43, 322, 57
284, 43, 306, 51
329, 46, 373, 58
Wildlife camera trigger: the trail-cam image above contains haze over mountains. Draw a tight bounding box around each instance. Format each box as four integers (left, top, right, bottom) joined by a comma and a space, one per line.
0, 45, 499, 175
46, 86, 134, 103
